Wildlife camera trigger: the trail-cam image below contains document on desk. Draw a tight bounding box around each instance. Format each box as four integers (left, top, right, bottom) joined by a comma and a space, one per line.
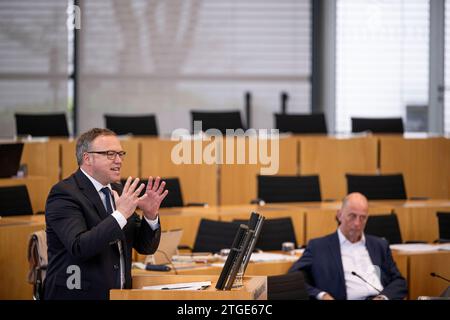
142, 281, 211, 291
389, 244, 442, 252
249, 252, 299, 262
437, 244, 450, 251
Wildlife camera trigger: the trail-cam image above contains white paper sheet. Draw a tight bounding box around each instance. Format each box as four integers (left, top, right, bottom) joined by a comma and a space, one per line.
390, 244, 442, 252
142, 281, 211, 291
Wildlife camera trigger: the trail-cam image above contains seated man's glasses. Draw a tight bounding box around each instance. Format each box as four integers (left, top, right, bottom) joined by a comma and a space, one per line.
87, 150, 126, 160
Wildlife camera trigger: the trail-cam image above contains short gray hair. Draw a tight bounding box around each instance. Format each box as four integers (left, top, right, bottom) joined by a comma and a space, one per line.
76, 128, 116, 165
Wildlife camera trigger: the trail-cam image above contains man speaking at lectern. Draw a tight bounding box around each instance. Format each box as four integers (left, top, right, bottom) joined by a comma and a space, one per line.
289, 192, 407, 300
44, 128, 168, 299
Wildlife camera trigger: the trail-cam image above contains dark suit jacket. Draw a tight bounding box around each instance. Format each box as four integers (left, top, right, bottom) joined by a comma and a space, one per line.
44, 169, 161, 300
289, 232, 407, 300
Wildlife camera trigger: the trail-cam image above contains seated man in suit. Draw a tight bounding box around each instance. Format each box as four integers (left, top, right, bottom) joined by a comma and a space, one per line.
44, 128, 168, 299
289, 192, 407, 300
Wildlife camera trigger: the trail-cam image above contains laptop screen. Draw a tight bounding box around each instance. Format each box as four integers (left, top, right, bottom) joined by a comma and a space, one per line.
146, 229, 183, 264
0, 143, 24, 178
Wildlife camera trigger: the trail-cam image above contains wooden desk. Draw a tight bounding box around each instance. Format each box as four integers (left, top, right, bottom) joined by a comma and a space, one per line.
379, 137, 450, 199
0, 176, 50, 213
2, 200, 448, 299
0, 218, 45, 299
111, 274, 267, 300
140, 138, 218, 206
275, 200, 450, 244
158, 206, 221, 249
21, 139, 60, 187
276, 201, 393, 243
220, 136, 298, 205
393, 249, 450, 300
140, 249, 450, 300
3, 214, 46, 224
298, 136, 378, 200
371, 199, 450, 243
219, 204, 305, 247
134, 257, 296, 277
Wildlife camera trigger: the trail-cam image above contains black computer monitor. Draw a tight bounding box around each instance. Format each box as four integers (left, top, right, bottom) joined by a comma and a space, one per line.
216, 212, 265, 290
0, 143, 24, 178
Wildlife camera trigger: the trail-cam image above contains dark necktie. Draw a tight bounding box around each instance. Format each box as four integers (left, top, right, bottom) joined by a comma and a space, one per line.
100, 187, 114, 214
100, 187, 124, 289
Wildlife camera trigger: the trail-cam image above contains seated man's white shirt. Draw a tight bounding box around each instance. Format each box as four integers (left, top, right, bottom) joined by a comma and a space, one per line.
80, 168, 159, 230
338, 229, 384, 300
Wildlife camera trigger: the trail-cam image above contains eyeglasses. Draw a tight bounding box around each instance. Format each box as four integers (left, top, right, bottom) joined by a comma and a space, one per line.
86, 150, 126, 160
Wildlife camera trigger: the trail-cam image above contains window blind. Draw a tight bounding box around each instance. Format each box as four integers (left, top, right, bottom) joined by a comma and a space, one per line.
78, 0, 311, 135
336, 0, 429, 133
0, 0, 69, 138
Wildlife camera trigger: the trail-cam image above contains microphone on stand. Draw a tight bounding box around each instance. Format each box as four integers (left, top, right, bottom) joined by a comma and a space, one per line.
351, 271, 382, 294
429, 272, 450, 298
430, 272, 450, 283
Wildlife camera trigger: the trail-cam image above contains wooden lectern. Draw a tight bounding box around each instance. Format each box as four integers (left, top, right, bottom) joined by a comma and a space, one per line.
110, 274, 267, 300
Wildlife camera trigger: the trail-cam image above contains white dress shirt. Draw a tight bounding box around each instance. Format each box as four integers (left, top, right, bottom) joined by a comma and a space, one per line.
80, 168, 159, 230
338, 229, 384, 300
317, 229, 384, 300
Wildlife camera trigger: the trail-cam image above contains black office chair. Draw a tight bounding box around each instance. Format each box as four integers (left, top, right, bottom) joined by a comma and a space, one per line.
275, 113, 327, 134
104, 114, 158, 136
15, 113, 70, 137
0, 185, 33, 216
351, 117, 404, 134
192, 219, 241, 253
120, 177, 206, 208
365, 213, 403, 244
191, 110, 245, 134
267, 272, 309, 300
346, 173, 407, 200
234, 217, 298, 251
436, 212, 450, 243
257, 175, 321, 203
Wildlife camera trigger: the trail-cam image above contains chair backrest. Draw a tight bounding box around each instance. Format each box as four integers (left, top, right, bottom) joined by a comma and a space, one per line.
191, 110, 245, 134
0, 143, 24, 178
258, 175, 321, 203
351, 117, 404, 134
0, 185, 33, 216
193, 219, 241, 253
120, 177, 184, 207
346, 173, 407, 200
159, 178, 184, 207
104, 114, 158, 136
365, 213, 403, 244
436, 212, 450, 242
275, 113, 327, 134
27, 230, 47, 300
268, 272, 309, 300
15, 113, 69, 137
234, 217, 298, 250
